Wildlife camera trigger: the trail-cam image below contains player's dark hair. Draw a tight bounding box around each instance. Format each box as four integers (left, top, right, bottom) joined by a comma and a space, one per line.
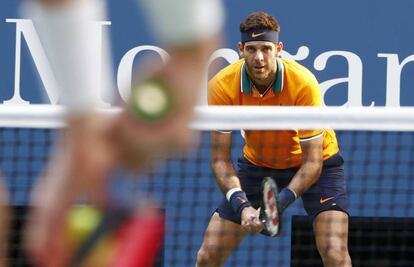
239, 12, 280, 33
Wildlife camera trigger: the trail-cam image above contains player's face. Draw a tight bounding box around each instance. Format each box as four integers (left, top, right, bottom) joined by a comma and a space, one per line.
239, 41, 282, 84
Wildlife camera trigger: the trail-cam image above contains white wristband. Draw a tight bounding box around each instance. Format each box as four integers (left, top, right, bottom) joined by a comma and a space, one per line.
290, 188, 298, 199
226, 188, 243, 201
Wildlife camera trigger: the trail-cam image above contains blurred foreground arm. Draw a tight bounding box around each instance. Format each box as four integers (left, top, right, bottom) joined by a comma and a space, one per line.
23, 0, 224, 266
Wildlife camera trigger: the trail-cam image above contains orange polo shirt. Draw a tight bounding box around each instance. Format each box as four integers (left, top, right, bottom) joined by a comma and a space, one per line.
208, 58, 339, 169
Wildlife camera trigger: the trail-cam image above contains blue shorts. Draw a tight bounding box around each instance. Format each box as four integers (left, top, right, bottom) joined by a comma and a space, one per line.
216, 153, 349, 224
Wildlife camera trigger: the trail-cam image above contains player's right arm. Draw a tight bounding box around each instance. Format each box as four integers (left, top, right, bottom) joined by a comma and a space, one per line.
211, 131, 239, 192
211, 131, 263, 233
208, 72, 263, 233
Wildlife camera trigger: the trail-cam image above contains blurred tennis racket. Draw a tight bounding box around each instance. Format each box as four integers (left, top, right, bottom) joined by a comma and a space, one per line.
129, 77, 173, 123
259, 177, 281, 237
67, 205, 164, 267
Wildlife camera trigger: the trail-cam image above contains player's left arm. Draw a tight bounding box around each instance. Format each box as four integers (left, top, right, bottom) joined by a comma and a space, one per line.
277, 70, 324, 212
289, 71, 324, 197
286, 136, 323, 197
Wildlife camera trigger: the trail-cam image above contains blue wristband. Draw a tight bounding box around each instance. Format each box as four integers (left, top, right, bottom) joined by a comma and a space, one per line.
278, 188, 296, 213
229, 191, 252, 216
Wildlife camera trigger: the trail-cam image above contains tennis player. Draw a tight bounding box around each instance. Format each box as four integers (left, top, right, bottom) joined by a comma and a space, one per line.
196, 12, 352, 267
21, 0, 224, 266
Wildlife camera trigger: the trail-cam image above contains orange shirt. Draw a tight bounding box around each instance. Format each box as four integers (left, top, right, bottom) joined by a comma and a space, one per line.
208, 58, 339, 169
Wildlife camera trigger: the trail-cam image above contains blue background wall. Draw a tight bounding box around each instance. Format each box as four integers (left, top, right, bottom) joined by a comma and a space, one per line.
1, 0, 414, 106
1, 1, 414, 266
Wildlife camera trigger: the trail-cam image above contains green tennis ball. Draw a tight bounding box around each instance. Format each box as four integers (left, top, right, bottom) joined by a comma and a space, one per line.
66, 205, 102, 246
129, 78, 173, 122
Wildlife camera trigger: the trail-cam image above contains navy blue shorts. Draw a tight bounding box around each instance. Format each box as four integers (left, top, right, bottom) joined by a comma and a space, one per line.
216, 153, 349, 224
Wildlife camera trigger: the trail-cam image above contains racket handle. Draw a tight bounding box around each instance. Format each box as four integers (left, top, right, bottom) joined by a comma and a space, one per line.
112, 210, 165, 267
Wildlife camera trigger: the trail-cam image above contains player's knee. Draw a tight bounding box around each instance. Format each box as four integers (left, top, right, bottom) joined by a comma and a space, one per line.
195, 248, 210, 266
319, 246, 349, 267
196, 247, 220, 267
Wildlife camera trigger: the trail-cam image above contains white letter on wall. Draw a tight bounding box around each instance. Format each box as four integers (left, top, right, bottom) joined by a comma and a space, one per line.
314, 51, 370, 107
378, 53, 414, 107
117, 45, 169, 102
4, 19, 58, 105
196, 48, 240, 105
281, 46, 310, 61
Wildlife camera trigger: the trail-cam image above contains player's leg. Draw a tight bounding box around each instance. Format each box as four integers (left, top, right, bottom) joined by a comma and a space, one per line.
314, 210, 351, 267
301, 153, 352, 267
196, 212, 247, 267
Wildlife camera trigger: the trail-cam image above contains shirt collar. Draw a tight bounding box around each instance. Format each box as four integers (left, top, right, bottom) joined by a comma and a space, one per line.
240, 58, 284, 95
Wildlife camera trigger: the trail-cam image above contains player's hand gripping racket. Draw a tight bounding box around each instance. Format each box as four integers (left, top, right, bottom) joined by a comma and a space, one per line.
259, 177, 281, 237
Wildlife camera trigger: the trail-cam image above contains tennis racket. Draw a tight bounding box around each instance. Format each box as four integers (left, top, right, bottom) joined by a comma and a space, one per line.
68, 205, 165, 267
259, 177, 281, 237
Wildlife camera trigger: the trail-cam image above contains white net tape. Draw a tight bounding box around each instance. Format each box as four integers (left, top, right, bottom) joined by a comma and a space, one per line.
0, 105, 414, 131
